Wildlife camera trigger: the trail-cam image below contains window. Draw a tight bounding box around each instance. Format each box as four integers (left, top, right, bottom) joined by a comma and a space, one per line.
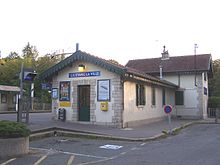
136, 84, 145, 106
175, 91, 184, 105
204, 73, 207, 81
12, 94, 16, 104
151, 86, 156, 106
1, 94, 7, 103
204, 87, 207, 95
162, 89, 166, 106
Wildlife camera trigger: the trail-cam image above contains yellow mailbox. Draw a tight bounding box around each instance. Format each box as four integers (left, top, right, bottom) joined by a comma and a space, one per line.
100, 102, 108, 111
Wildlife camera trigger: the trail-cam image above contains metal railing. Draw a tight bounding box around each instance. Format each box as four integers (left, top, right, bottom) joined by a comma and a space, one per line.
208, 108, 220, 123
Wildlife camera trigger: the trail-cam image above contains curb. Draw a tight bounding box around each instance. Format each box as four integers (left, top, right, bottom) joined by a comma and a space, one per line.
30, 127, 168, 142
30, 121, 205, 142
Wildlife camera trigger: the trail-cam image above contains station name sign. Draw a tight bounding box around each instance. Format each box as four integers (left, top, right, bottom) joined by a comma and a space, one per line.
69, 71, 100, 78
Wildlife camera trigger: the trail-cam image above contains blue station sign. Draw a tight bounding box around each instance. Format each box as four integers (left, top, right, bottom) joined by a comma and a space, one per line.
69, 71, 100, 78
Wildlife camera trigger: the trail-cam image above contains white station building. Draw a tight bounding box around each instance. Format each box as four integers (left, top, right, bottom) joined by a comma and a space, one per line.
41, 48, 212, 127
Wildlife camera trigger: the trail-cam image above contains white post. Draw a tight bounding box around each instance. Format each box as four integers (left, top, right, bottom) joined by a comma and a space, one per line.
15, 94, 19, 112
31, 83, 34, 111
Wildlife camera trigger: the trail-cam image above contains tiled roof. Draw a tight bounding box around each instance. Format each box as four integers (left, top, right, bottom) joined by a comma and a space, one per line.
0, 85, 20, 92
40, 50, 126, 79
126, 54, 212, 73
41, 50, 177, 88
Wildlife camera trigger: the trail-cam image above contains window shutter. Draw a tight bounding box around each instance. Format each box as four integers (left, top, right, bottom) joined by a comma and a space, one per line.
136, 84, 139, 106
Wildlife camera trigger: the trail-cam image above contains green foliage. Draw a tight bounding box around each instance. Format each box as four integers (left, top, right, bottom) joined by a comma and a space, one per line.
0, 120, 30, 138
0, 58, 22, 86
22, 42, 38, 60
6, 52, 20, 60
208, 97, 220, 108
0, 42, 62, 104
209, 59, 220, 97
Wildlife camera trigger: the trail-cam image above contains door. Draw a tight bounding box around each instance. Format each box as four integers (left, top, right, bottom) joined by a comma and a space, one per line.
78, 85, 90, 121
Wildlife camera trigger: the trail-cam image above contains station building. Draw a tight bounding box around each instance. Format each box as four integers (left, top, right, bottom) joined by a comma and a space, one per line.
41, 50, 178, 127
42, 46, 213, 127
0, 85, 19, 112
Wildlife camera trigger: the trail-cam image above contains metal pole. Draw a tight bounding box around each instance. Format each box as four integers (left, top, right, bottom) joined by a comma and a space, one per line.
215, 108, 219, 123
194, 44, 198, 86
168, 114, 172, 134
17, 62, 24, 122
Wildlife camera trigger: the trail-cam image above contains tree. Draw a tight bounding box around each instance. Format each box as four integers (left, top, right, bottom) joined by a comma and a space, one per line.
108, 59, 119, 65
22, 42, 38, 59
209, 59, 220, 96
0, 57, 22, 86
6, 52, 20, 60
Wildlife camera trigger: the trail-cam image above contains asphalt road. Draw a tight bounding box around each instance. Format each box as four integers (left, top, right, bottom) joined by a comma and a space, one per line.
0, 124, 220, 165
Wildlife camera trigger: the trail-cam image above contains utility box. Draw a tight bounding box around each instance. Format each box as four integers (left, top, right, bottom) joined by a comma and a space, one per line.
100, 102, 108, 111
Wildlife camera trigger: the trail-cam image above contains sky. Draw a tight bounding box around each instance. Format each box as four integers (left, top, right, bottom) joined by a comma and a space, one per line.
0, 0, 219, 65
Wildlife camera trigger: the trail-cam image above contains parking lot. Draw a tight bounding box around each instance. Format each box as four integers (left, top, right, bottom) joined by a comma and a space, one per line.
0, 136, 141, 165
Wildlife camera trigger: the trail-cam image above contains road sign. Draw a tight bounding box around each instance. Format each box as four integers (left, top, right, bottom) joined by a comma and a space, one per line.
164, 105, 172, 114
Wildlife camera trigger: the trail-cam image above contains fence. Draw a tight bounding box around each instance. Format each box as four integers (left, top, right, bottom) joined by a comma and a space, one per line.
208, 108, 216, 118
33, 102, 51, 111
208, 108, 220, 123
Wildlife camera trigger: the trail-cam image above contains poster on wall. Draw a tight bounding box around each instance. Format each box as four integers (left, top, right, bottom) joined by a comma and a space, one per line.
59, 81, 70, 101
52, 88, 58, 99
97, 79, 110, 101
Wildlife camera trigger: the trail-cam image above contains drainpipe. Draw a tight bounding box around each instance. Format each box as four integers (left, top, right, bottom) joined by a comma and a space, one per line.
159, 65, 163, 79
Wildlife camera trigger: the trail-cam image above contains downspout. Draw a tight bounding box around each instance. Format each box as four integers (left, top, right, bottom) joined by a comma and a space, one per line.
159, 65, 163, 80
121, 76, 125, 128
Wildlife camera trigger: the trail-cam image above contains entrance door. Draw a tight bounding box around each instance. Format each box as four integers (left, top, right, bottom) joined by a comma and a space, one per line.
78, 85, 90, 121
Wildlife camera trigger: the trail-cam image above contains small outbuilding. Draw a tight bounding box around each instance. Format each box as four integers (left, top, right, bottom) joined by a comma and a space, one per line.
41, 50, 177, 127
0, 85, 19, 112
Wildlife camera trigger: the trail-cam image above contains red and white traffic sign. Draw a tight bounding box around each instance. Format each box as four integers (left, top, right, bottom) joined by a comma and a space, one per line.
164, 105, 172, 114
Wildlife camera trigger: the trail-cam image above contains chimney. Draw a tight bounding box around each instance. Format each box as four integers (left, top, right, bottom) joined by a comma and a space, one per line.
76, 43, 79, 51
161, 45, 169, 60
159, 65, 163, 79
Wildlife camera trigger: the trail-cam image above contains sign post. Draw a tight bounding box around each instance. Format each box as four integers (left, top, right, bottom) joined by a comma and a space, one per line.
164, 105, 172, 134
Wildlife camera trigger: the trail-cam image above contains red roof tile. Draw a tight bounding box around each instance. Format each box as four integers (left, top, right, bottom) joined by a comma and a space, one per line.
126, 54, 212, 73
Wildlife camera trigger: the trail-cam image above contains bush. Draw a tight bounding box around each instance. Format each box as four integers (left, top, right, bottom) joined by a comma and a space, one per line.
208, 97, 220, 108
0, 120, 30, 138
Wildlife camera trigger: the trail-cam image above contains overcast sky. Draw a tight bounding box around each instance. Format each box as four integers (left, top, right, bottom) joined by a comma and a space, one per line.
0, 0, 219, 65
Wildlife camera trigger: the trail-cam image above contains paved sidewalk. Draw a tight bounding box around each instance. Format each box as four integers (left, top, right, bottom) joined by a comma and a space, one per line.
0, 113, 201, 140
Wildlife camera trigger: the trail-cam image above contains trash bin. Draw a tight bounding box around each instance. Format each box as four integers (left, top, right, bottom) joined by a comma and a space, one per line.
58, 108, 66, 121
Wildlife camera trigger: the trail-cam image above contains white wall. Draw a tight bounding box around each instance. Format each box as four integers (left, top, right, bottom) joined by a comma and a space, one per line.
123, 81, 175, 126
0, 93, 16, 111
163, 73, 206, 119
202, 72, 208, 118
52, 61, 120, 124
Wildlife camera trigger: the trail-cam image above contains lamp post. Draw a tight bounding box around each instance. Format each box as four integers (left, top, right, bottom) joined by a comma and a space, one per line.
17, 63, 37, 123
17, 63, 24, 122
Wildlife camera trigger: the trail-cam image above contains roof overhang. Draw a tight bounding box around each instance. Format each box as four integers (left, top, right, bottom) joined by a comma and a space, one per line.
0, 85, 20, 93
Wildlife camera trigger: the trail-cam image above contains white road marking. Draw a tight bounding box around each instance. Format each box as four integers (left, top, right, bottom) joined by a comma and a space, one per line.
30, 147, 108, 159
67, 155, 75, 165
140, 143, 146, 146
0, 158, 16, 165
33, 155, 47, 165
120, 152, 127, 155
